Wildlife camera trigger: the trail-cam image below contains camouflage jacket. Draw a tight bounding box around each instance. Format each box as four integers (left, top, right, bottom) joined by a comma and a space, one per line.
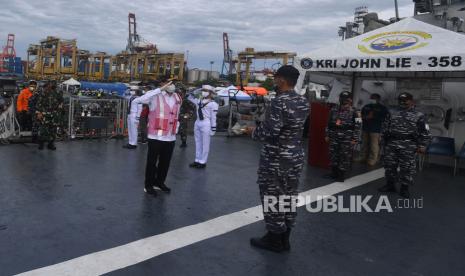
382, 107, 431, 147
252, 90, 309, 165
179, 97, 196, 119
326, 105, 362, 142
33, 87, 64, 125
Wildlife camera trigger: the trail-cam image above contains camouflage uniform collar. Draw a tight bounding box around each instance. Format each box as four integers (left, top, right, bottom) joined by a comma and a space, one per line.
398, 106, 415, 112
339, 104, 352, 110
277, 89, 296, 96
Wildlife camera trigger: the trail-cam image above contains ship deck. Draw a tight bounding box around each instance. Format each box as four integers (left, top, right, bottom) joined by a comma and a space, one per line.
1, 137, 464, 275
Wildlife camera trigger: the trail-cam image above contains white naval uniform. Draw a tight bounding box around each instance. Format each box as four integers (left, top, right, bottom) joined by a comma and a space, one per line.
188, 94, 219, 164
127, 96, 143, 146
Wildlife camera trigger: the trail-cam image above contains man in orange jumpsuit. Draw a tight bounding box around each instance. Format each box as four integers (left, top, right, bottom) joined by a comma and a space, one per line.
16, 80, 37, 131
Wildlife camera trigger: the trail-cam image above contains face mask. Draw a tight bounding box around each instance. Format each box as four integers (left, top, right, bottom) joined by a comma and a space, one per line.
399, 101, 409, 109
202, 91, 210, 98
271, 84, 280, 93
164, 84, 176, 94
340, 98, 351, 105
29, 87, 35, 92
273, 78, 282, 92
369, 99, 377, 104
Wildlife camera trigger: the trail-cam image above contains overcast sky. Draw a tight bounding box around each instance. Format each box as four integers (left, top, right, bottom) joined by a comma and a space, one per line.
0, 0, 414, 71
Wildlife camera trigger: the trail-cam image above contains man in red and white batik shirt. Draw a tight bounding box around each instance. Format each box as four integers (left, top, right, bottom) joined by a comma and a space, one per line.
134, 83, 182, 196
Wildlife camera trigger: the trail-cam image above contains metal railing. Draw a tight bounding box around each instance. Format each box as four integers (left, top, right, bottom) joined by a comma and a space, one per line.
68, 97, 125, 139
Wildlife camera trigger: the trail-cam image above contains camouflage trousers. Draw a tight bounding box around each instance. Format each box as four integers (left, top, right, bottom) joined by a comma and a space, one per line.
37, 122, 57, 143
383, 140, 417, 186
178, 119, 188, 144
257, 158, 304, 234
329, 131, 354, 172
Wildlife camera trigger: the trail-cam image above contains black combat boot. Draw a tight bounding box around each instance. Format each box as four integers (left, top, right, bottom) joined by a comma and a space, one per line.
47, 141, 57, 151
250, 231, 286, 253
282, 228, 291, 251
336, 169, 345, 182
38, 141, 45, 150
189, 162, 200, 168
399, 185, 410, 198
324, 166, 339, 179
180, 141, 187, 148
378, 181, 396, 193
196, 163, 207, 169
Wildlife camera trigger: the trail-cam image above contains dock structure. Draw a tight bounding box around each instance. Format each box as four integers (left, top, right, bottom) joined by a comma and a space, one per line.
26, 13, 185, 82
235, 48, 296, 86
109, 51, 185, 82
26, 37, 185, 82
26, 36, 78, 80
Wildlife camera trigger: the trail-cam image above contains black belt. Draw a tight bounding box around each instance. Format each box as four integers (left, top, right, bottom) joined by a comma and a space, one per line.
329, 125, 354, 130
387, 133, 416, 140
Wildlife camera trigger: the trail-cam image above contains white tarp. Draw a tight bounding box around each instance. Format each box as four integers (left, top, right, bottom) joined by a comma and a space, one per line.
0, 104, 15, 139
216, 86, 252, 105
295, 17, 465, 73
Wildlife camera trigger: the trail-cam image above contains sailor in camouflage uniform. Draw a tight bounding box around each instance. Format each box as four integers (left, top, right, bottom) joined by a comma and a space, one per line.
249, 65, 309, 253
325, 91, 362, 182
32, 81, 64, 150
379, 92, 431, 198
177, 87, 195, 148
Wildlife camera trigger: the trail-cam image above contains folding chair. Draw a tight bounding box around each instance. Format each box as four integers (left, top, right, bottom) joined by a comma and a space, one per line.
422, 136, 456, 174
454, 142, 465, 176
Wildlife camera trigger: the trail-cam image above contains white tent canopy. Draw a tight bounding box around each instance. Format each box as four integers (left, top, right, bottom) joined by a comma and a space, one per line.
62, 78, 81, 93
294, 17, 465, 155
62, 78, 81, 86
295, 17, 465, 75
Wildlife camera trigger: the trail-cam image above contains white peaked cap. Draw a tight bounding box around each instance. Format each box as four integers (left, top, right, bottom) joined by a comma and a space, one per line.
201, 85, 215, 92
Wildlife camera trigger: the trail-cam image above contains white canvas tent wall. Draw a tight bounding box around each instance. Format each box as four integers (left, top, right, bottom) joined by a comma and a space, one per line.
295, 17, 465, 94
294, 17, 465, 155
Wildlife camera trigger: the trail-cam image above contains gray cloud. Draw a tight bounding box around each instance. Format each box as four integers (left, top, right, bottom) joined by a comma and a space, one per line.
0, 0, 413, 71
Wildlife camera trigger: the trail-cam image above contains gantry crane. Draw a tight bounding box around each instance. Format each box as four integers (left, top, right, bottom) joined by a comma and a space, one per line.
0, 34, 16, 73
221, 33, 235, 76
25, 13, 184, 81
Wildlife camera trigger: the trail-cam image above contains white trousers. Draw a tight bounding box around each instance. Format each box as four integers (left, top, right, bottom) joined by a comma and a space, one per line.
127, 114, 139, 146
194, 120, 211, 164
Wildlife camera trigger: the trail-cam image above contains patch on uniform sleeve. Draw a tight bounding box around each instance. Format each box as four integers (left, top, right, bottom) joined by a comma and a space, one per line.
355, 111, 362, 123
